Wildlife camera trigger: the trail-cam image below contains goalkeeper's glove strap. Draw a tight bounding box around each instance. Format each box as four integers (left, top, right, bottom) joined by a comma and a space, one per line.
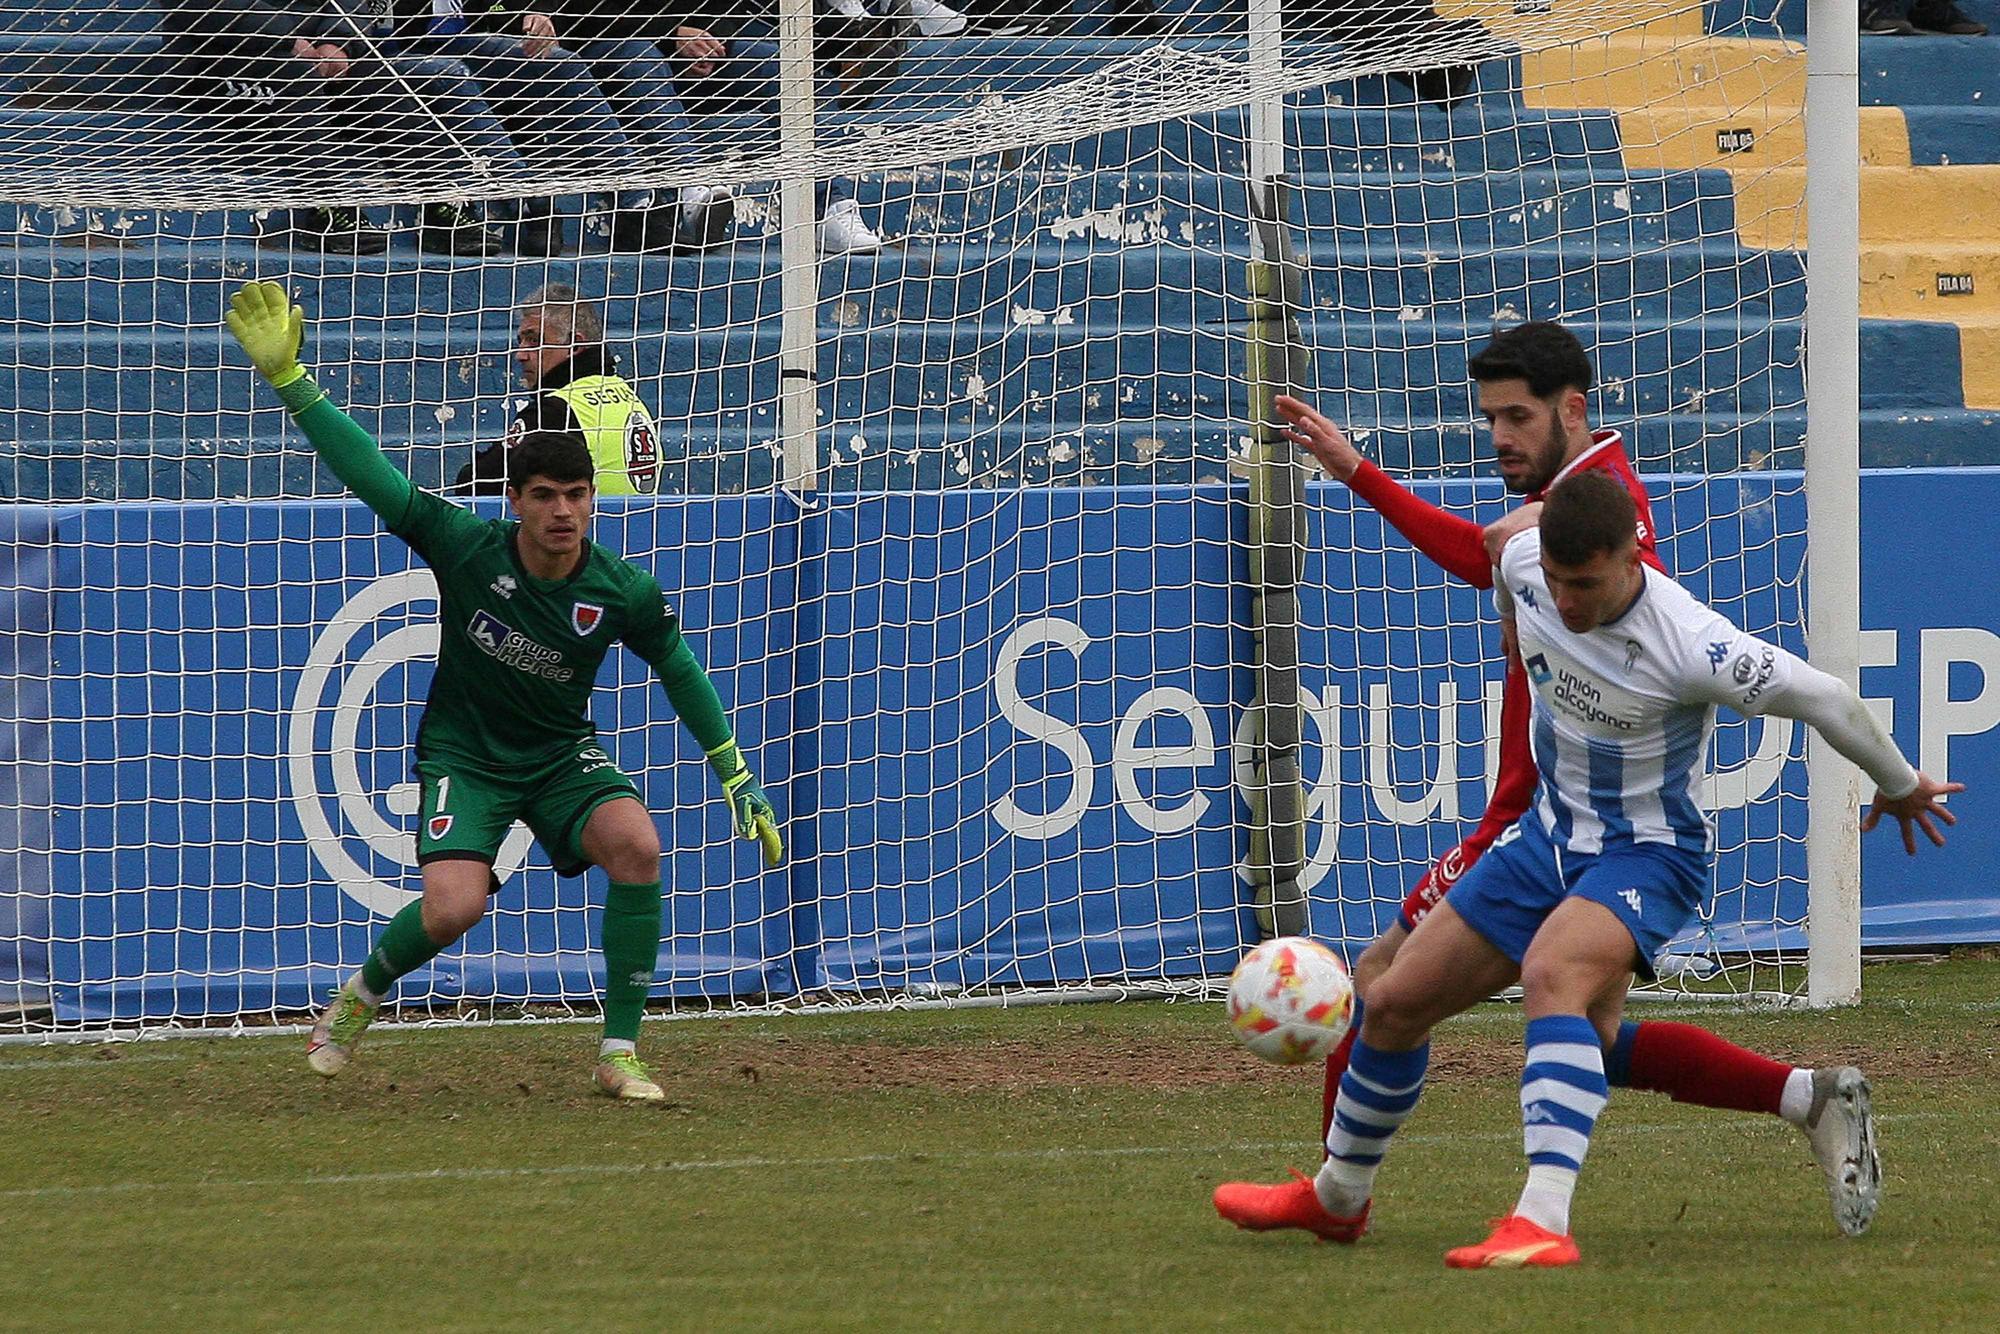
274, 369, 325, 415
705, 738, 744, 774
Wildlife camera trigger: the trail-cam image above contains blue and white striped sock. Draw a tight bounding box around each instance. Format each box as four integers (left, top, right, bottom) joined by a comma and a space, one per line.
1515, 1014, 1610, 1236
1315, 1037, 1429, 1217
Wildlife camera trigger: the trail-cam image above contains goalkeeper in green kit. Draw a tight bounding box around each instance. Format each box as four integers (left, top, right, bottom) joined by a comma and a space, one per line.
227, 281, 782, 1103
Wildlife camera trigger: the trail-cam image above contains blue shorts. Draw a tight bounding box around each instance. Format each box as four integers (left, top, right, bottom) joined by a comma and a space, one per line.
1441, 815, 1707, 979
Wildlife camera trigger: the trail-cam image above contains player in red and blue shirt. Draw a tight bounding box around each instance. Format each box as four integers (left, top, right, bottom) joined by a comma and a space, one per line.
1214, 321, 1885, 1241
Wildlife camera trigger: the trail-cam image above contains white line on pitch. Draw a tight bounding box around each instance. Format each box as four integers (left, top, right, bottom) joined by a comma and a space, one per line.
0, 1051, 193, 1075
0, 1113, 1948, 1203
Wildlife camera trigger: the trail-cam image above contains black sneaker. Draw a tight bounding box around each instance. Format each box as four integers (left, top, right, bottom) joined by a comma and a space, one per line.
267, 207, 390, 254
1097, 9, 1167, 38
608, 205, 681, 254
514, 210, 571, 258
1389, 62, 1480, 107
1860, 4, 1920, 33
419, 201, 502, 256
1912, 0, 1988, 33
675, 185, 735, 251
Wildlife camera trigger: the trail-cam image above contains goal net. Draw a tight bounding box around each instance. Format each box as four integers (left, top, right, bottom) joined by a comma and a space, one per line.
0, 0, 1828, 1037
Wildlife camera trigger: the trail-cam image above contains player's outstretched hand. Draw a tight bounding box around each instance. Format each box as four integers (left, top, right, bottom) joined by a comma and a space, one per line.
1274, 394, 1363, 482
1861, 772, 1964, 855
707, 741, 785, 867
225, 281, 306, 386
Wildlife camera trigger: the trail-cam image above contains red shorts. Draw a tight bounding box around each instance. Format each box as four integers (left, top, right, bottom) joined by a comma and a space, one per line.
1397, 817, 1507, 932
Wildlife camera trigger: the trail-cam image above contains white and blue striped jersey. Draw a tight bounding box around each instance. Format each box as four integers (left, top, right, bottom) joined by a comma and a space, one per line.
1496, 529, 1803, 857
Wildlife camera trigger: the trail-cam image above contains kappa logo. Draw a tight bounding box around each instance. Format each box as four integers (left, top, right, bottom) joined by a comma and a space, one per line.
1620, 888, 1643, 913
572, 602, 605, 636
1525, 652, 1553, 685
1516, 583, 1539, 611
427, 814, 454, 840
1707, 641, 1731, 673
1522, 1104, 1558, 1124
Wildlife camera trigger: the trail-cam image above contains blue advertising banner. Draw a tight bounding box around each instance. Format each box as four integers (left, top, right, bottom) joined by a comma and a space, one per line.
3, 469, 1997, 1022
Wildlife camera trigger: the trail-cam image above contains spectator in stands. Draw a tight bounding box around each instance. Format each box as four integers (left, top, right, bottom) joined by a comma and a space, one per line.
154, 0, 516, 253
454, 284, 663, 496
538, 0, 981, 252
1862, 2, 1989, 34
959, 0, 1165, 38
379, 2, 719, 253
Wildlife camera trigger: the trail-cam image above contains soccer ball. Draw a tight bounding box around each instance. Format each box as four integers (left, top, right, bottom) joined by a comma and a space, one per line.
1226, 936, 1355, 1065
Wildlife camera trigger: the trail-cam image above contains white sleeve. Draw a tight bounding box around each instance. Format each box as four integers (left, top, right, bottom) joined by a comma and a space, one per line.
1681, 620, 1918, 798
1679, 619, 1798, 717
1492, 529, 1534, 619
1760, 662, 1920, 800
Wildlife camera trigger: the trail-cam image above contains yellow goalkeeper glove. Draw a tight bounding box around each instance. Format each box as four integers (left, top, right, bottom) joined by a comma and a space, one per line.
225, 280, 307, 387
706, 740, 784, 867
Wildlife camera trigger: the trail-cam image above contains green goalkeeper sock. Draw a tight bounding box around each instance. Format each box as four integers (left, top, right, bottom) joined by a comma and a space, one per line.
360, 900, 447, 998
600, 880, 663, 1045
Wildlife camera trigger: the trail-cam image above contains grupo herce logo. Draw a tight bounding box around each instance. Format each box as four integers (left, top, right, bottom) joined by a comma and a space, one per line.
287, 569, 533, 916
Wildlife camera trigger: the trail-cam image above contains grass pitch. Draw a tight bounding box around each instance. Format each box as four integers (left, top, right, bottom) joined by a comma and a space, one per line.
3, 958, 1996, 1333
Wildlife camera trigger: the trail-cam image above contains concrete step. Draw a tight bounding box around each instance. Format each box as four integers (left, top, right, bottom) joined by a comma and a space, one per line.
0, 314, 1962, 451
0, 0, 157, 36
1729, 163, 2000, 249
1611, 103, 1911, 171
1904, 106, 2000, 165
0, 163, 1747, 260
0, 236, 1811, 327
10, 406, 2000, 503
1524, 30, 1803, 112
1860, 31, 2000, 107
0, 100, 1638, 189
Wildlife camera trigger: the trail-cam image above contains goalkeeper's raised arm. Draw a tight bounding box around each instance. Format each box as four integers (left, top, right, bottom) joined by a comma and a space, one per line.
226, 280, 416, 525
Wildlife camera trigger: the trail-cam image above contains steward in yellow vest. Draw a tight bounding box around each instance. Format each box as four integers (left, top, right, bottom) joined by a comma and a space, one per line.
456, 347, 661, 496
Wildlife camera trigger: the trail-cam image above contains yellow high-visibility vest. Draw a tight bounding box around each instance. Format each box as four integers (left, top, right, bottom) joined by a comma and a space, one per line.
547, 374, 660, 496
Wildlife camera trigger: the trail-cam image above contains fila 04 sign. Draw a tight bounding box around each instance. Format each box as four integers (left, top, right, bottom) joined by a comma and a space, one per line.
6, 472, 1999, 1021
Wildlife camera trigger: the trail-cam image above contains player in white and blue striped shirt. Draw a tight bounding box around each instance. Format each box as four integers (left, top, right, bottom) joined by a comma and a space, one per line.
1312, 469, 1962, 1269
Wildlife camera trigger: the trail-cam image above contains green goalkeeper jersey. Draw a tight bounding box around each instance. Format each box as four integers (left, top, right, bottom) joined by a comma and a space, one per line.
395, 486, 679, 767
275, 374, 733, 772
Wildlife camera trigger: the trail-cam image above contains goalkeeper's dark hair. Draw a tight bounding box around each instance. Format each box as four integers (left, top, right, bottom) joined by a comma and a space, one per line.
507, 431, 594, 492
1540, 470, 1637, 567
1468, 320, 1594, 399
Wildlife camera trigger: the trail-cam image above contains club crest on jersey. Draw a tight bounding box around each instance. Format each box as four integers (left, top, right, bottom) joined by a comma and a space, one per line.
572, 602, 605, 636
1525, 653, 1553, 685
1624, 639, 1644, 671
427, 814, 454, 840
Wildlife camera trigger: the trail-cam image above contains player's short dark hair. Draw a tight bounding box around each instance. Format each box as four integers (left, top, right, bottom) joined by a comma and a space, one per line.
1468, 320, 1594, 399
1541, 470, 1637, 566
507, 430, 594, 492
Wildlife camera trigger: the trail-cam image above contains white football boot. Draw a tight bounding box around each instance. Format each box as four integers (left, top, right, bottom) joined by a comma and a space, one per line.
1803, 1065, 1881, 1235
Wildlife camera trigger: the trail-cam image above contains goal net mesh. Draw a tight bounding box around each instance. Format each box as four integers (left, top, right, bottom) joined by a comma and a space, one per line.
0, 0, 1816, 1035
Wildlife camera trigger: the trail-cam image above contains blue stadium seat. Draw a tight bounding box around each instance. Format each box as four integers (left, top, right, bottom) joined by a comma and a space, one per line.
1, 16, 1997, 500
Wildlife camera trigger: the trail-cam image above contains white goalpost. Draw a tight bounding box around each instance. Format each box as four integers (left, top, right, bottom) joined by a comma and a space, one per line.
0, 0, 1864, 1040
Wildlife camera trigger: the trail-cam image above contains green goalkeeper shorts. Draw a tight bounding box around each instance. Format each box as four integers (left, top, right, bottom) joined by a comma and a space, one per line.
414, 739, 643, 878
